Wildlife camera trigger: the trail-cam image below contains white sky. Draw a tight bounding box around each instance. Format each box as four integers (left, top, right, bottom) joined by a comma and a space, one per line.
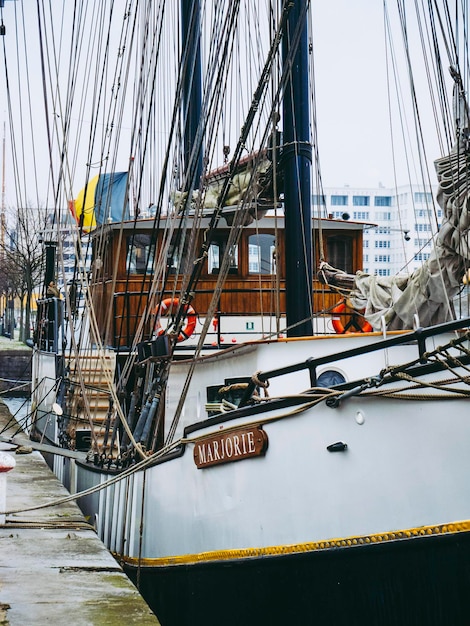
311, 0, 456, 190
312, 0, 395, 187
0, 0, 461, 209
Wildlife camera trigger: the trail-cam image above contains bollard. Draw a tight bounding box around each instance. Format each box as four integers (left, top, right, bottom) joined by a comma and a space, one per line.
0, 452, 16, 524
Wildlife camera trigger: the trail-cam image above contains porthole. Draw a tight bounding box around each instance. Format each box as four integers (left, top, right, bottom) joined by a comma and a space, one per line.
317, 370, 346, 388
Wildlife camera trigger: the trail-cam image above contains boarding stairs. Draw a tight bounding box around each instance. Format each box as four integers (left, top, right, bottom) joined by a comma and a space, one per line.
66, 352, 119, 457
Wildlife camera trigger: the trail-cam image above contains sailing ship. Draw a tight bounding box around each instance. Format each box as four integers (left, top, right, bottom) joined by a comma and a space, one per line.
9, 0, 470, 623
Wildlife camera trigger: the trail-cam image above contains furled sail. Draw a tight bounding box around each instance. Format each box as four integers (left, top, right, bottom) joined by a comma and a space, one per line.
173, 151, 281, 224
321, 71, 470, 331
69, 171, 129, 231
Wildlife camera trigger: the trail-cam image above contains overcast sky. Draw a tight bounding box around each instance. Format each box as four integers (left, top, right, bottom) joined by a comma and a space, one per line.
312, 0, 395, 188
0, 0, 459, 210
311, 0, 455, 190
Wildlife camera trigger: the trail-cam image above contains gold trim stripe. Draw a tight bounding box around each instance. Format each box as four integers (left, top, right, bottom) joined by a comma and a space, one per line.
119, 519, 470, 568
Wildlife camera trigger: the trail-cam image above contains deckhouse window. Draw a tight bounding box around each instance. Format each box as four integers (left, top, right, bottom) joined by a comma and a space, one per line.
208, 236, 238, 274
126, 234, 155, 274
248, 234, 276, 274
168, 233, 192, 275
326, 235, 353, 274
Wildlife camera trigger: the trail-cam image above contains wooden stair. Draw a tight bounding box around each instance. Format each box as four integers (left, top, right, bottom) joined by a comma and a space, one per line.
66, 352, 118, 457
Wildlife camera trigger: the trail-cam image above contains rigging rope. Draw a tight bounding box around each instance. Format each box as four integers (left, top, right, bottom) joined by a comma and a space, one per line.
165, 0, 303, 444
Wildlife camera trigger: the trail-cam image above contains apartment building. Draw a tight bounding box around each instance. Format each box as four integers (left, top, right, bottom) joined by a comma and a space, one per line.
313, 184, 442, 277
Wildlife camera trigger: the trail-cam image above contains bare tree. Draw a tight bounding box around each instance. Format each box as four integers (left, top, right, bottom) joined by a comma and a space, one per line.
0, 253, 22, 337
0, 204, 47, 342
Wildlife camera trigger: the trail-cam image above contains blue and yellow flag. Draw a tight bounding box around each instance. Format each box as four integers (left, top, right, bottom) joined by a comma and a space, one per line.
69, 172, 129, 231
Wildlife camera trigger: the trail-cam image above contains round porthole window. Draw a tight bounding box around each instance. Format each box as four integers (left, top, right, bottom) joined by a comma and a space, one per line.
317, 370, 346, 388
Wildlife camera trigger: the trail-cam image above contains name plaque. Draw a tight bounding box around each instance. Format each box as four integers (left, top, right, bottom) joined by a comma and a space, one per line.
193, 426, 268, 469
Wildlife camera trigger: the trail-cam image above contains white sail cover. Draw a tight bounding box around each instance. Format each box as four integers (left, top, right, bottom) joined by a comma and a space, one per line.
348, 139, 470, 330
172, 154, 277, 225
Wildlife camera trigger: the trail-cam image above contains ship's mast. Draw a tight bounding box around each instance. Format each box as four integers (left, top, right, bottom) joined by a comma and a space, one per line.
282, 0, 313, 337
181, 0, 203, 188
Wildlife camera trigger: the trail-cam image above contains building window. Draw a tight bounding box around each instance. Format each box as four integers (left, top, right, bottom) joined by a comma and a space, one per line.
415, 209, 429, 217
374, 196, 392, 206
414, 192, 433, 203
248, 234, 276, 274
414, 252, 431, 261
374, 254, 390, 262
377, 268, 390, 276
376, 226, 391, 234
414, 223, 432, 232
353, 211, 369, 220
331, 195, 348, 206
353, 195, 370, 206
363, 240, 369, 248
375, 240, 391, 248
312, 194, 326, 206
375, 211, 392, 220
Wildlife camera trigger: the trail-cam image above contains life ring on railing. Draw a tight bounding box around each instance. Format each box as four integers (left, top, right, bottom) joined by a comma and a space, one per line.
331, 301, 373, 334
154, 298, 197, 342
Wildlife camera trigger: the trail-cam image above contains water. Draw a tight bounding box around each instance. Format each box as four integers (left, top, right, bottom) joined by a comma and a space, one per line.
2, 397, 31, 434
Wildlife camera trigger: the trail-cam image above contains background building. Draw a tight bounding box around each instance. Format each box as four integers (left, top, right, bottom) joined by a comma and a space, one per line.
314, 184, 441, 277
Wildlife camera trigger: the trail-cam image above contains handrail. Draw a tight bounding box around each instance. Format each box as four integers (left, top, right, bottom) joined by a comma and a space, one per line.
238, 316, 470, 406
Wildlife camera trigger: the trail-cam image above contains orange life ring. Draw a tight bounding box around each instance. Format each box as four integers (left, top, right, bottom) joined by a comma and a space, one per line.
154, 298, 197, 342
331, 301, 373, 334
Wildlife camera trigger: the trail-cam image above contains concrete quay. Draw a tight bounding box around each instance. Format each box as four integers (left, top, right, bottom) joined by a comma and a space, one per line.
0, 400, 161, 625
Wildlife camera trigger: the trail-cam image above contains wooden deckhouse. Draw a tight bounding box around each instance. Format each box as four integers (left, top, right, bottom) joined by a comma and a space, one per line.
90, 215, 369, 349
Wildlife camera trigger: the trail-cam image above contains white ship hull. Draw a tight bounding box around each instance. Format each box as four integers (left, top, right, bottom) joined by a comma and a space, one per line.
33, 327, 470, 624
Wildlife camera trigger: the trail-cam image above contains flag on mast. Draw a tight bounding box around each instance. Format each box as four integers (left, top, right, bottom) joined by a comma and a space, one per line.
69, 172, 129, 231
